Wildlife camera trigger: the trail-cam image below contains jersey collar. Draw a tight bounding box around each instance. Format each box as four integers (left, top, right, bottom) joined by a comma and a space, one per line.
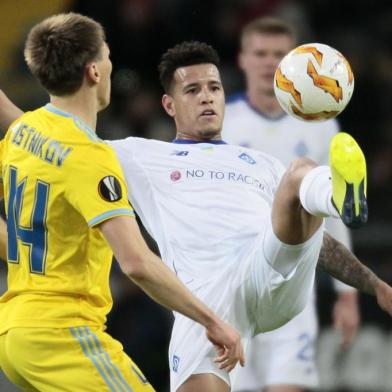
172, 139, 227, 145
44, 103, 99, 142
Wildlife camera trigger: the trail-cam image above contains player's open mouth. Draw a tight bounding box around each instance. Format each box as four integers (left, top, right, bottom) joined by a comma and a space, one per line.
200, 110, 216, 117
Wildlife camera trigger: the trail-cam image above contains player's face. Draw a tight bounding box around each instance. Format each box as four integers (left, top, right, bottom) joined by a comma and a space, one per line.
239, 33, 294, 95
163, 64, 225, 140
96, 43, 112, 111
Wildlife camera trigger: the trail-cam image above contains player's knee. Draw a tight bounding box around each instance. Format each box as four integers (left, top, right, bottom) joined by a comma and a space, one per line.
289, 157, 317, 178
284, 157, 318, 191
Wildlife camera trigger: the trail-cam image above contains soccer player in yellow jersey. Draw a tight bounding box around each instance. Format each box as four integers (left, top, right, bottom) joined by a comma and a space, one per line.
0, 13, 245, 391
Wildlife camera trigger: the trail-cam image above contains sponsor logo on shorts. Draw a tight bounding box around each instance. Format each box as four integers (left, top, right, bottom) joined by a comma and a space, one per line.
98, 176, 122, 202
173, 355, 180, 372
239, 152, 256, 164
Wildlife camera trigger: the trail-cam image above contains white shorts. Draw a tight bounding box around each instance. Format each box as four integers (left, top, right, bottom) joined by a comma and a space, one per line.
233, 295, 319, 391
169, 220, 324, 391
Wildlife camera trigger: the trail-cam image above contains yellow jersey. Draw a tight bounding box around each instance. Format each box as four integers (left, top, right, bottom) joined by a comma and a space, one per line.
0, 104, 134, 333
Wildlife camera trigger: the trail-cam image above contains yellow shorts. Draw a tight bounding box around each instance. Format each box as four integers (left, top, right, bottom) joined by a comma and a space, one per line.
0, 326, 156, 392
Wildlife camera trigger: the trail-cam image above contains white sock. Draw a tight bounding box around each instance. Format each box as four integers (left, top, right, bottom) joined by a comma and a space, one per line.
299, 166, 339, 218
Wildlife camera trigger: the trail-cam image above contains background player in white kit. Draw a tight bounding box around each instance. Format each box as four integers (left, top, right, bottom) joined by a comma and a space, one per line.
1, 41, 391, 392
222, 17, 359, 392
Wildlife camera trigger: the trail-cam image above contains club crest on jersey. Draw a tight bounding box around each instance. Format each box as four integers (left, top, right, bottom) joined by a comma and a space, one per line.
239, 152, 256, 164
98, 176, 122, 202
171, 150, 189, 156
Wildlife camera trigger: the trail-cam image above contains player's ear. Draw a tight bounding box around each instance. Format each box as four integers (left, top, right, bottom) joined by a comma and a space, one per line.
238, 51, 246, 72
86, 62, 100, 85
162, 94, 175, 117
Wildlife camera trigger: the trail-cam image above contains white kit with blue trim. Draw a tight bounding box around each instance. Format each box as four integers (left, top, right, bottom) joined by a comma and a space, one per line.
109, 137, 324, 391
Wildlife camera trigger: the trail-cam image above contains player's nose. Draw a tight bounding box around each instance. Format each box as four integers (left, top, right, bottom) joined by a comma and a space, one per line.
200, 87, 213, 103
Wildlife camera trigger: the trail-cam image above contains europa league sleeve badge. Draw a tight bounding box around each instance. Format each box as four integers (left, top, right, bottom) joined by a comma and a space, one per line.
98, 176, 122, 202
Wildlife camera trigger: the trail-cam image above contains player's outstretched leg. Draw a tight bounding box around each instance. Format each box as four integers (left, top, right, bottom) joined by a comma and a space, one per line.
329, 132, 368, 229
269, 134, 368, 275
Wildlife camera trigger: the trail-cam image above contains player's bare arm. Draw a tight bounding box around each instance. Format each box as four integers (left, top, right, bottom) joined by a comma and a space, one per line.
100, 215, 245, 372
0, 89, 23, 131
318, 232, 392, 316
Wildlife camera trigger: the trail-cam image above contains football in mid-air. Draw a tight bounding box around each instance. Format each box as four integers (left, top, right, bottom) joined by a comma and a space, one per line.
274, 43, 354, 122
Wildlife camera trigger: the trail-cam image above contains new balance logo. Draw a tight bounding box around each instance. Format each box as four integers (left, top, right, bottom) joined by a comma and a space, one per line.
171, 150, 189, 156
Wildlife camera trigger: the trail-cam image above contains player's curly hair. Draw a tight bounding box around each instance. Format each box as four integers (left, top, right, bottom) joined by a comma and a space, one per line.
158, 41, 220, 93
24, 13, 106, 96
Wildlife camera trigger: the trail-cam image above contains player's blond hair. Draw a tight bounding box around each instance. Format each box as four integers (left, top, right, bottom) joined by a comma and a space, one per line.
24, 12, 106, 96
240, 17, 297, 49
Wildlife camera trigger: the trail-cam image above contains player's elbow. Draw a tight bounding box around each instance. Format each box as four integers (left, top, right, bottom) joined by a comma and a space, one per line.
118, 253, 150, 281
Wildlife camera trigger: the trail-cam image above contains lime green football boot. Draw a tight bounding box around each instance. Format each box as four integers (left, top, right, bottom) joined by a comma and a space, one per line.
329, 132, 368, 228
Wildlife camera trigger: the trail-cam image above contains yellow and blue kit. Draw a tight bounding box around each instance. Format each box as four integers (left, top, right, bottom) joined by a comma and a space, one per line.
0, 104, 154, 391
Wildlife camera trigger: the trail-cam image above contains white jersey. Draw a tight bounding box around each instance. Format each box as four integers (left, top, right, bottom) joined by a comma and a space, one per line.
109, 137, 324, 391
109, 137, 285, 290
222, 92, 338, 167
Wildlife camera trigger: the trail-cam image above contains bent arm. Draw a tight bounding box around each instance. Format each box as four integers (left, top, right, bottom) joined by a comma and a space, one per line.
100, 216, 216, 326
100, 215, 219, 326
100, 215, 245, 370
0, 89, 23, 132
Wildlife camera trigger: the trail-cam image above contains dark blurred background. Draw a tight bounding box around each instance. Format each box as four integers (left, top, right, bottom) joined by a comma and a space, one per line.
0, 1, 391, 391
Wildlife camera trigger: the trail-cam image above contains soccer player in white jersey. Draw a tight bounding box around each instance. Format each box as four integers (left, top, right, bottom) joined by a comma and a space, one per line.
109, 42, 390, 392
222, 17, 359, 392
1, 42, 391, 392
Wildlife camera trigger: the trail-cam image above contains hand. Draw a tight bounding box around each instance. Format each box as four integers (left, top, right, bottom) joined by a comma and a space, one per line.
375, 280, 392, 316
333, 290, 360, 349
205, 318, 245, 372
0, 89, 24, 132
